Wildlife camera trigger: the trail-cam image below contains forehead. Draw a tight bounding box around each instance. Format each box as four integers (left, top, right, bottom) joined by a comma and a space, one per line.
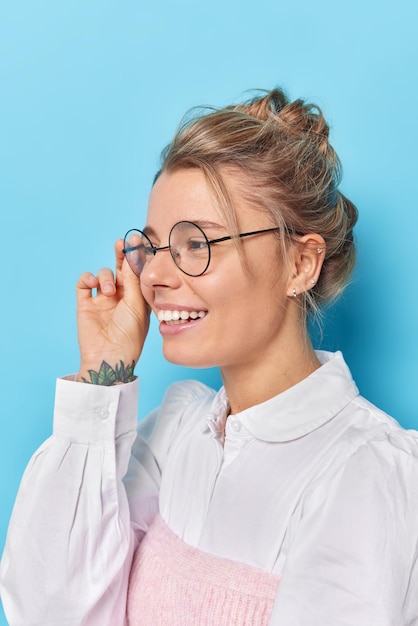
147, 169, 222, 226
147, 167, 266, 233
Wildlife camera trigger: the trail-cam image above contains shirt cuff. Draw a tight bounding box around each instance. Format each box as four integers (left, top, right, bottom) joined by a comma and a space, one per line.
53, 376, 139, 442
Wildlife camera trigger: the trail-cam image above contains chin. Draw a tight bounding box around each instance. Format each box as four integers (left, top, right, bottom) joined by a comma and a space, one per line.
162, 346, 216, 370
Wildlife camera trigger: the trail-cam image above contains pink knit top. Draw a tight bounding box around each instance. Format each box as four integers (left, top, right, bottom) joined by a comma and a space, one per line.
127, 514, 280, 625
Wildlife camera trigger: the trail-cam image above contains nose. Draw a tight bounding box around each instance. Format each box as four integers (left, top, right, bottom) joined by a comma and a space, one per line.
139, 246, 182, 289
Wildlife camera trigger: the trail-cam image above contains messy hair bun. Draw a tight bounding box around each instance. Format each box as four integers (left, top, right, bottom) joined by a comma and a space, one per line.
159, 88, 358, 312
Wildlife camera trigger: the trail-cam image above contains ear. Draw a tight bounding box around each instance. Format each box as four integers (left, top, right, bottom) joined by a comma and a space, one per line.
286, 234, 326, 298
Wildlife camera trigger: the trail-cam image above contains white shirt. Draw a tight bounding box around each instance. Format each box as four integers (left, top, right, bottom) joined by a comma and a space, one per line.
1, 351, 418, 625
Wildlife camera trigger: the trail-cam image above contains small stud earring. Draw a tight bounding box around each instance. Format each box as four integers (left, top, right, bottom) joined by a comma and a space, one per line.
317, 248, 323, 254
310, 279, 316, 285
292, 288, 297, 298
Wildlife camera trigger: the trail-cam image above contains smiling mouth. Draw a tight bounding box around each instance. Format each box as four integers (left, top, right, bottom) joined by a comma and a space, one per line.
157, 309, 207, 324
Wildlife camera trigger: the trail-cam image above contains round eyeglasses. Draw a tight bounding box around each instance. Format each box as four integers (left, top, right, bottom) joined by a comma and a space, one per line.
123, 221, 286, 278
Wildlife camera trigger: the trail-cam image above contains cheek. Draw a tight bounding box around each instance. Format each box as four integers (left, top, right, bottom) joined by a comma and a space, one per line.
203, 270, 249, 306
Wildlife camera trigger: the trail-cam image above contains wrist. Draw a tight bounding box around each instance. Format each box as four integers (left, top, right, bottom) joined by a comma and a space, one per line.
78, 359, 136, 386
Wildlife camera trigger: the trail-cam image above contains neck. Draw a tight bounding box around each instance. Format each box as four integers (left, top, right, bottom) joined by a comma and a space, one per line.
220, 333, 320, 415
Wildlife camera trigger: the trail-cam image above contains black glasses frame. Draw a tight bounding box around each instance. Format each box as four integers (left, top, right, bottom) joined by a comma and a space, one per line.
123, 221, 300, 277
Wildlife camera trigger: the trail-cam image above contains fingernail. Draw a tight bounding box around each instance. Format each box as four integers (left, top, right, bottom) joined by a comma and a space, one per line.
103, 281, 114, 294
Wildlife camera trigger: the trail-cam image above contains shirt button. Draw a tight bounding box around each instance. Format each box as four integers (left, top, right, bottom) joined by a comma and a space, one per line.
96, 407, 109, 420
230, 419, 241, 433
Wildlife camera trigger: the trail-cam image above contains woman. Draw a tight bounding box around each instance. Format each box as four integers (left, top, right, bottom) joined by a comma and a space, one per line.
1, 88, 417, 625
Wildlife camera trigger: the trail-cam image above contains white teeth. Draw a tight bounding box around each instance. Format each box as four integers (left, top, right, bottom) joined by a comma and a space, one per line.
157, 309, 207, 323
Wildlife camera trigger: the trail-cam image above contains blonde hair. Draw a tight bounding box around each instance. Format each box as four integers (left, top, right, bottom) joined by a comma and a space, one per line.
158, 88, 358, 314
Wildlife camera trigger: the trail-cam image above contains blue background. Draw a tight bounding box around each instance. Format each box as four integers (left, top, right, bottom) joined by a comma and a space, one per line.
1, 1, 417, 622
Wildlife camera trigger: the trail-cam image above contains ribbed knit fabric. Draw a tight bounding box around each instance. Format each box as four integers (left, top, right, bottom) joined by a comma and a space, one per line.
127, 514, 280, 625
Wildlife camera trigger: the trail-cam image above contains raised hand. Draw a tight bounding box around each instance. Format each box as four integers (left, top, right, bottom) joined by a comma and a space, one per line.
76, 239, 150, 384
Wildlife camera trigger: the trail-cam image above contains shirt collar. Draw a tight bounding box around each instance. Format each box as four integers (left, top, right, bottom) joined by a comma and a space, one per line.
205, 351, 359, 443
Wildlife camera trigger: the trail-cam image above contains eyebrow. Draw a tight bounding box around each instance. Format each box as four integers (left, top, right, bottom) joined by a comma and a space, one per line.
143, 220, 228, 239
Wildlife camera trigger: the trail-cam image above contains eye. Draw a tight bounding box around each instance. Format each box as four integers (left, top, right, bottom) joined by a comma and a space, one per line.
143, 243, 157, 256
187, 239, 208, 253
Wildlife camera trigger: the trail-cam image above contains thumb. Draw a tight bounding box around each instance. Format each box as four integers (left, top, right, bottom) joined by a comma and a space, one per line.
115, 238, 139, 288
115, 238, 149, 314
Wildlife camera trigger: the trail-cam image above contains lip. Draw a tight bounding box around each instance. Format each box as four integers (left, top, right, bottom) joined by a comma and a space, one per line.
155, 303, 208, 312
154, 304, 208, 336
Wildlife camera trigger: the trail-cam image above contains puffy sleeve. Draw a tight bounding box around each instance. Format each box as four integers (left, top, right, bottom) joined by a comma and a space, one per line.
0, 375, 214, 626
1, 376, 141, 626
270, 431, 418, 626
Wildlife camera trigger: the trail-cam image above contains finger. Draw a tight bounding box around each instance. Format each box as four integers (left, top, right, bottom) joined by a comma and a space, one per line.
115, 238, 125, 276
96, 267, 117, 296
115, 238, 141, 290
76, 272, 99, 302
115, 238, 149, 317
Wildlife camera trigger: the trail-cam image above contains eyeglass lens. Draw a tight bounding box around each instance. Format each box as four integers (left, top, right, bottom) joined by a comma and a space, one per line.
124, 222, 211, 277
